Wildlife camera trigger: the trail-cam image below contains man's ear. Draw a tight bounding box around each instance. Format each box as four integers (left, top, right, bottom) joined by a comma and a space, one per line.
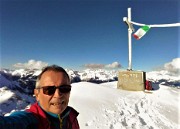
34, 89, 40, 101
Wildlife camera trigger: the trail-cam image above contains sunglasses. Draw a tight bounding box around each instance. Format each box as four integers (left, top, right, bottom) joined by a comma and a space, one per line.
37, 85, 71, 95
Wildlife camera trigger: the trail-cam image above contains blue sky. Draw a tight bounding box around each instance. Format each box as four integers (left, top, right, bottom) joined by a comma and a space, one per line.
1, 0, 179, 71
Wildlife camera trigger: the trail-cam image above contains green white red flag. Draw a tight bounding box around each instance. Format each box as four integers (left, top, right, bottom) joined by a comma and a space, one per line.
133, 25, 150, 40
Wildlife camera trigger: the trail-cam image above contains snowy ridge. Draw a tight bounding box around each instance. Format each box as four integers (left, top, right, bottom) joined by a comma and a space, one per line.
146, 70, 180, 87
0, 86, 36, 116
1, 68, 179, 90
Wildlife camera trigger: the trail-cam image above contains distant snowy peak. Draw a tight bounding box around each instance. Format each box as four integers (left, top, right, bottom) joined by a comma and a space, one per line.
11, 69, 27, 76
11, 69, 41, 77
147, 70, 179, 80
66, 69, 118, 82
146, 70, 180, 87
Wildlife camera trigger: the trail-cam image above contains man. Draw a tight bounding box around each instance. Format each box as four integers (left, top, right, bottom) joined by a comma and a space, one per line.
0, 65, 80, 129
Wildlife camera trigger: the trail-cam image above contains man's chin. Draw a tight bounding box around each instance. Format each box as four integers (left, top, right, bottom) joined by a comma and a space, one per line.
50, 107, 65, 115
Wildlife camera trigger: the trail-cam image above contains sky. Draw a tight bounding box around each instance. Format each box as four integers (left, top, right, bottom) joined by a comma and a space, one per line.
0, 0, 179, 71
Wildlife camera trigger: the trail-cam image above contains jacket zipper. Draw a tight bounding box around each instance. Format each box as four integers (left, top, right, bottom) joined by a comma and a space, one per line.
58, 114, 63, 129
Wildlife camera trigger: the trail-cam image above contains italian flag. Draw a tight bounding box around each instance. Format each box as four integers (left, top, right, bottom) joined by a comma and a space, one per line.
133, 25, 151, 40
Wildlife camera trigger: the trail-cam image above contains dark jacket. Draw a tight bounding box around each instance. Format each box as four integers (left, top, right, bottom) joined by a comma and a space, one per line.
0, 102, 79, 129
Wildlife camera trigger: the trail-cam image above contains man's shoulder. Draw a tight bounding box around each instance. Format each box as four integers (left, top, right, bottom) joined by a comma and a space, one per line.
67, 106, 80, 129
8, 102, 41, 120
26, 102, 47, 118
68, 106, 79, 117
26, 102, 41, 113
10, 110, 34, 117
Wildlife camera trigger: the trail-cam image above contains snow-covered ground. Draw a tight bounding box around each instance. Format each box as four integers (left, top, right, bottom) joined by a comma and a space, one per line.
69, 82, 179, 129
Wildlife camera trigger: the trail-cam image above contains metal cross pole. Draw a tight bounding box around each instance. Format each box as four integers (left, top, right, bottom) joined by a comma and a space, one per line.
123, 8, 180, 71
123, 8, 134, 71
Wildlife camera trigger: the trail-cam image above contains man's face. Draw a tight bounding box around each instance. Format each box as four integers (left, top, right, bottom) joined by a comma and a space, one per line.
34, 70, 70, 114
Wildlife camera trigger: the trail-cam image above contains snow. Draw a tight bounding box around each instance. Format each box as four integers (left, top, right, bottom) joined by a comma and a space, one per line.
0, 81, 179, 129
0, 87, 14, 103
0, 87, 36, 116
0, 58, 180, 129
68, 82, 179, 129
147, 70, 180, 82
